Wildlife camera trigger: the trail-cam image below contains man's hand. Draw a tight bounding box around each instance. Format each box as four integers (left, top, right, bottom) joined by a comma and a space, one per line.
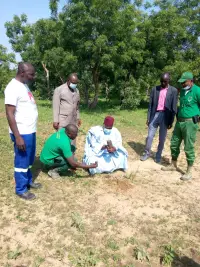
89, 161, 98, 168
107, 147, 116, 153
53, 122, 59, 130
16, 136, 26, 151
78, 119, 82, 127
146, 120, 149, 126
168, 124, 172, 129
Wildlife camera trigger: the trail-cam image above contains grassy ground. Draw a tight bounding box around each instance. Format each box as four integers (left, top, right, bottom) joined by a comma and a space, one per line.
0, 98, 200, 267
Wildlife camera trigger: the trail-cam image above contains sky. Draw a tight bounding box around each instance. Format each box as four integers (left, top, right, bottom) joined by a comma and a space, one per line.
0, 0, 66, 61
0, 0, 153, 62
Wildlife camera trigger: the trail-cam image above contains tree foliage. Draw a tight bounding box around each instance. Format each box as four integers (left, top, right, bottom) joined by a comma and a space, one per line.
3, 0, 200, 108
0, 45, 15, 93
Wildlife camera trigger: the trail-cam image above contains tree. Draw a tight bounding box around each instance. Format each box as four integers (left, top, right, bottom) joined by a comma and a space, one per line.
4, 0, 200, 106
60, 0, 145, 107
49, 0, 59, 20
0, 45, 16, 92
5, 15, 76, 98
146, 0, 200, 86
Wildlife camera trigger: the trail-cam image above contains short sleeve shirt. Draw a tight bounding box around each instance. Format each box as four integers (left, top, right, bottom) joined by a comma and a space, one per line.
178, 84, 200, 118
4, 78, 38, 134
40, 128, 73, 165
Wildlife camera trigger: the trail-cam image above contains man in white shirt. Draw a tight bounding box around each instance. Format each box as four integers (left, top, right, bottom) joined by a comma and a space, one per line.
4, 62, 41, 200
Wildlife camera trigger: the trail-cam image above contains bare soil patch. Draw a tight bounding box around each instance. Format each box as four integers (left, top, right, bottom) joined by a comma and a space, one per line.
1, 111, 200, 267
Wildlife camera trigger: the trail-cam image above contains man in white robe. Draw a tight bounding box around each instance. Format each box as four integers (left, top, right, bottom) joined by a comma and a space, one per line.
83, 116, 128, 175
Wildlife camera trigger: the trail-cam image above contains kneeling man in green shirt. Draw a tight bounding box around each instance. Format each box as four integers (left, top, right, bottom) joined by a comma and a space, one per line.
40, 124, 97, 178
162, 72, 200, 181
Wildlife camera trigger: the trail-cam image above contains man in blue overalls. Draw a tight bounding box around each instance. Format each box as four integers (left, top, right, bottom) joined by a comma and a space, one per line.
5, 62, 41, 200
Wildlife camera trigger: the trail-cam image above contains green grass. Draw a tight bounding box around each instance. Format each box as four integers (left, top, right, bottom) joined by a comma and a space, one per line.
1, 98, 200, 267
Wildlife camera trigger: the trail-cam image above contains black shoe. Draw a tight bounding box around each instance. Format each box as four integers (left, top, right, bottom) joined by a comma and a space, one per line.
17, 192, 36, 200
154, 158, 161, 164
28, 182, 42, 189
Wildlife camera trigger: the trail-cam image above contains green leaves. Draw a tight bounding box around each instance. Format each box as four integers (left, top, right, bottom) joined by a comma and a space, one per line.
0, 45, 16, 92
49, 0, 59, 19
161, 244, 176, 266
7, 249, 21, 260
5, 14, 32, 53
44, 47, 77, 82
3, 0, 200, 104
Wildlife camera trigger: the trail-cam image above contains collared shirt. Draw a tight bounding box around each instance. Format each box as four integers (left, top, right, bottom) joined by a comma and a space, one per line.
157, 87, 168, 111
178, 84, 200, 118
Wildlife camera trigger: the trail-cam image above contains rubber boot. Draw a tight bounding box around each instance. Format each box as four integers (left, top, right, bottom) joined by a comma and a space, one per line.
180, 165, 192, 181
48, 167, 61, 179
161, 160, 177, 171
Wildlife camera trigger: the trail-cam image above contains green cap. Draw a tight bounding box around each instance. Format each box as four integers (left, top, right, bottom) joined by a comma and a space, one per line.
178, 72, 193, 83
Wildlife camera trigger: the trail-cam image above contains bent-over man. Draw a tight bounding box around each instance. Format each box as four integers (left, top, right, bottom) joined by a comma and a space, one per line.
40, 124, 97, 178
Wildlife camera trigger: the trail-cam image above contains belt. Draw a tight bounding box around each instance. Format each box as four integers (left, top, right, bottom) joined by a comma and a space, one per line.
177, 118, 193, 122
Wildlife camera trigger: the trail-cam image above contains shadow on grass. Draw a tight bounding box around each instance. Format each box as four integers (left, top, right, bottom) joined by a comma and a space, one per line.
81, 101, 120, 114
127, 141, 145, 156
172, 255, 200, 267
162, 252, 200, 267
37, 98, 149, 115
32, 156, 42, 181
127, 141, 180, 168
38, 161, 90, 181
81, 99, 149, 114
37, 99, 120, 113
60, 169, 88, 179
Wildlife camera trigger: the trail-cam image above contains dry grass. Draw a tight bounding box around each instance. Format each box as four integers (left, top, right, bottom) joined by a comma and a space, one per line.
0, 99, 200, 267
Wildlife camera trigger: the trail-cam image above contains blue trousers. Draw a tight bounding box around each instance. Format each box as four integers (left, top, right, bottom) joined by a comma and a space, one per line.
11, 133, 36, 195
145, 112, 168, 160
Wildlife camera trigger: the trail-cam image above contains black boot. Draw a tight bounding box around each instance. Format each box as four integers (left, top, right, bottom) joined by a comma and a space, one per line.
17, 192, 36, 200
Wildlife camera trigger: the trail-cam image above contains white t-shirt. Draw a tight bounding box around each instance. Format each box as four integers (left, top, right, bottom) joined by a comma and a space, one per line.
4, 78, 38, 134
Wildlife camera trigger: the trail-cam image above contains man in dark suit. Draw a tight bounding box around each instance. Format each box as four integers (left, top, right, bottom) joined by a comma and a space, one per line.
140, 73, 178, 163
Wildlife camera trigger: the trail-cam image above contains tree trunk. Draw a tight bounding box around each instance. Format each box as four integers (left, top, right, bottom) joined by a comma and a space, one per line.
41, 62, 50, 97
105, 82, 110, 102
83, 84, 89, 106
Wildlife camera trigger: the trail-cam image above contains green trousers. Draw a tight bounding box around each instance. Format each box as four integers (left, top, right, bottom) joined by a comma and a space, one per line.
43, 156, 70, 172
171, 121, 198, 166
42, 146, 76, 172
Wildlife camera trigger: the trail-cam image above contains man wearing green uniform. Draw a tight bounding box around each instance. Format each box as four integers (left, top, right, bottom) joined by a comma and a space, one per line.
40, 124, 97, 178
162, 72, 200, 180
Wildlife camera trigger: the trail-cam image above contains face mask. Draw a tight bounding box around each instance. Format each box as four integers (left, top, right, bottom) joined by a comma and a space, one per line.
25, 81, 34, 87
103, 128, 112, 135
69, 83, 77, 90
182, 85, 191, 90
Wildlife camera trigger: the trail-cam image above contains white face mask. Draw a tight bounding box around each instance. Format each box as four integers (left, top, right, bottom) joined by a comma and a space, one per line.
69, 83, 77, 90
182, 85, 191, 90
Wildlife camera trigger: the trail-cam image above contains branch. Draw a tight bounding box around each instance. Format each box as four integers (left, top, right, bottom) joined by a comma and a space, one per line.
41, 61, 49, 79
